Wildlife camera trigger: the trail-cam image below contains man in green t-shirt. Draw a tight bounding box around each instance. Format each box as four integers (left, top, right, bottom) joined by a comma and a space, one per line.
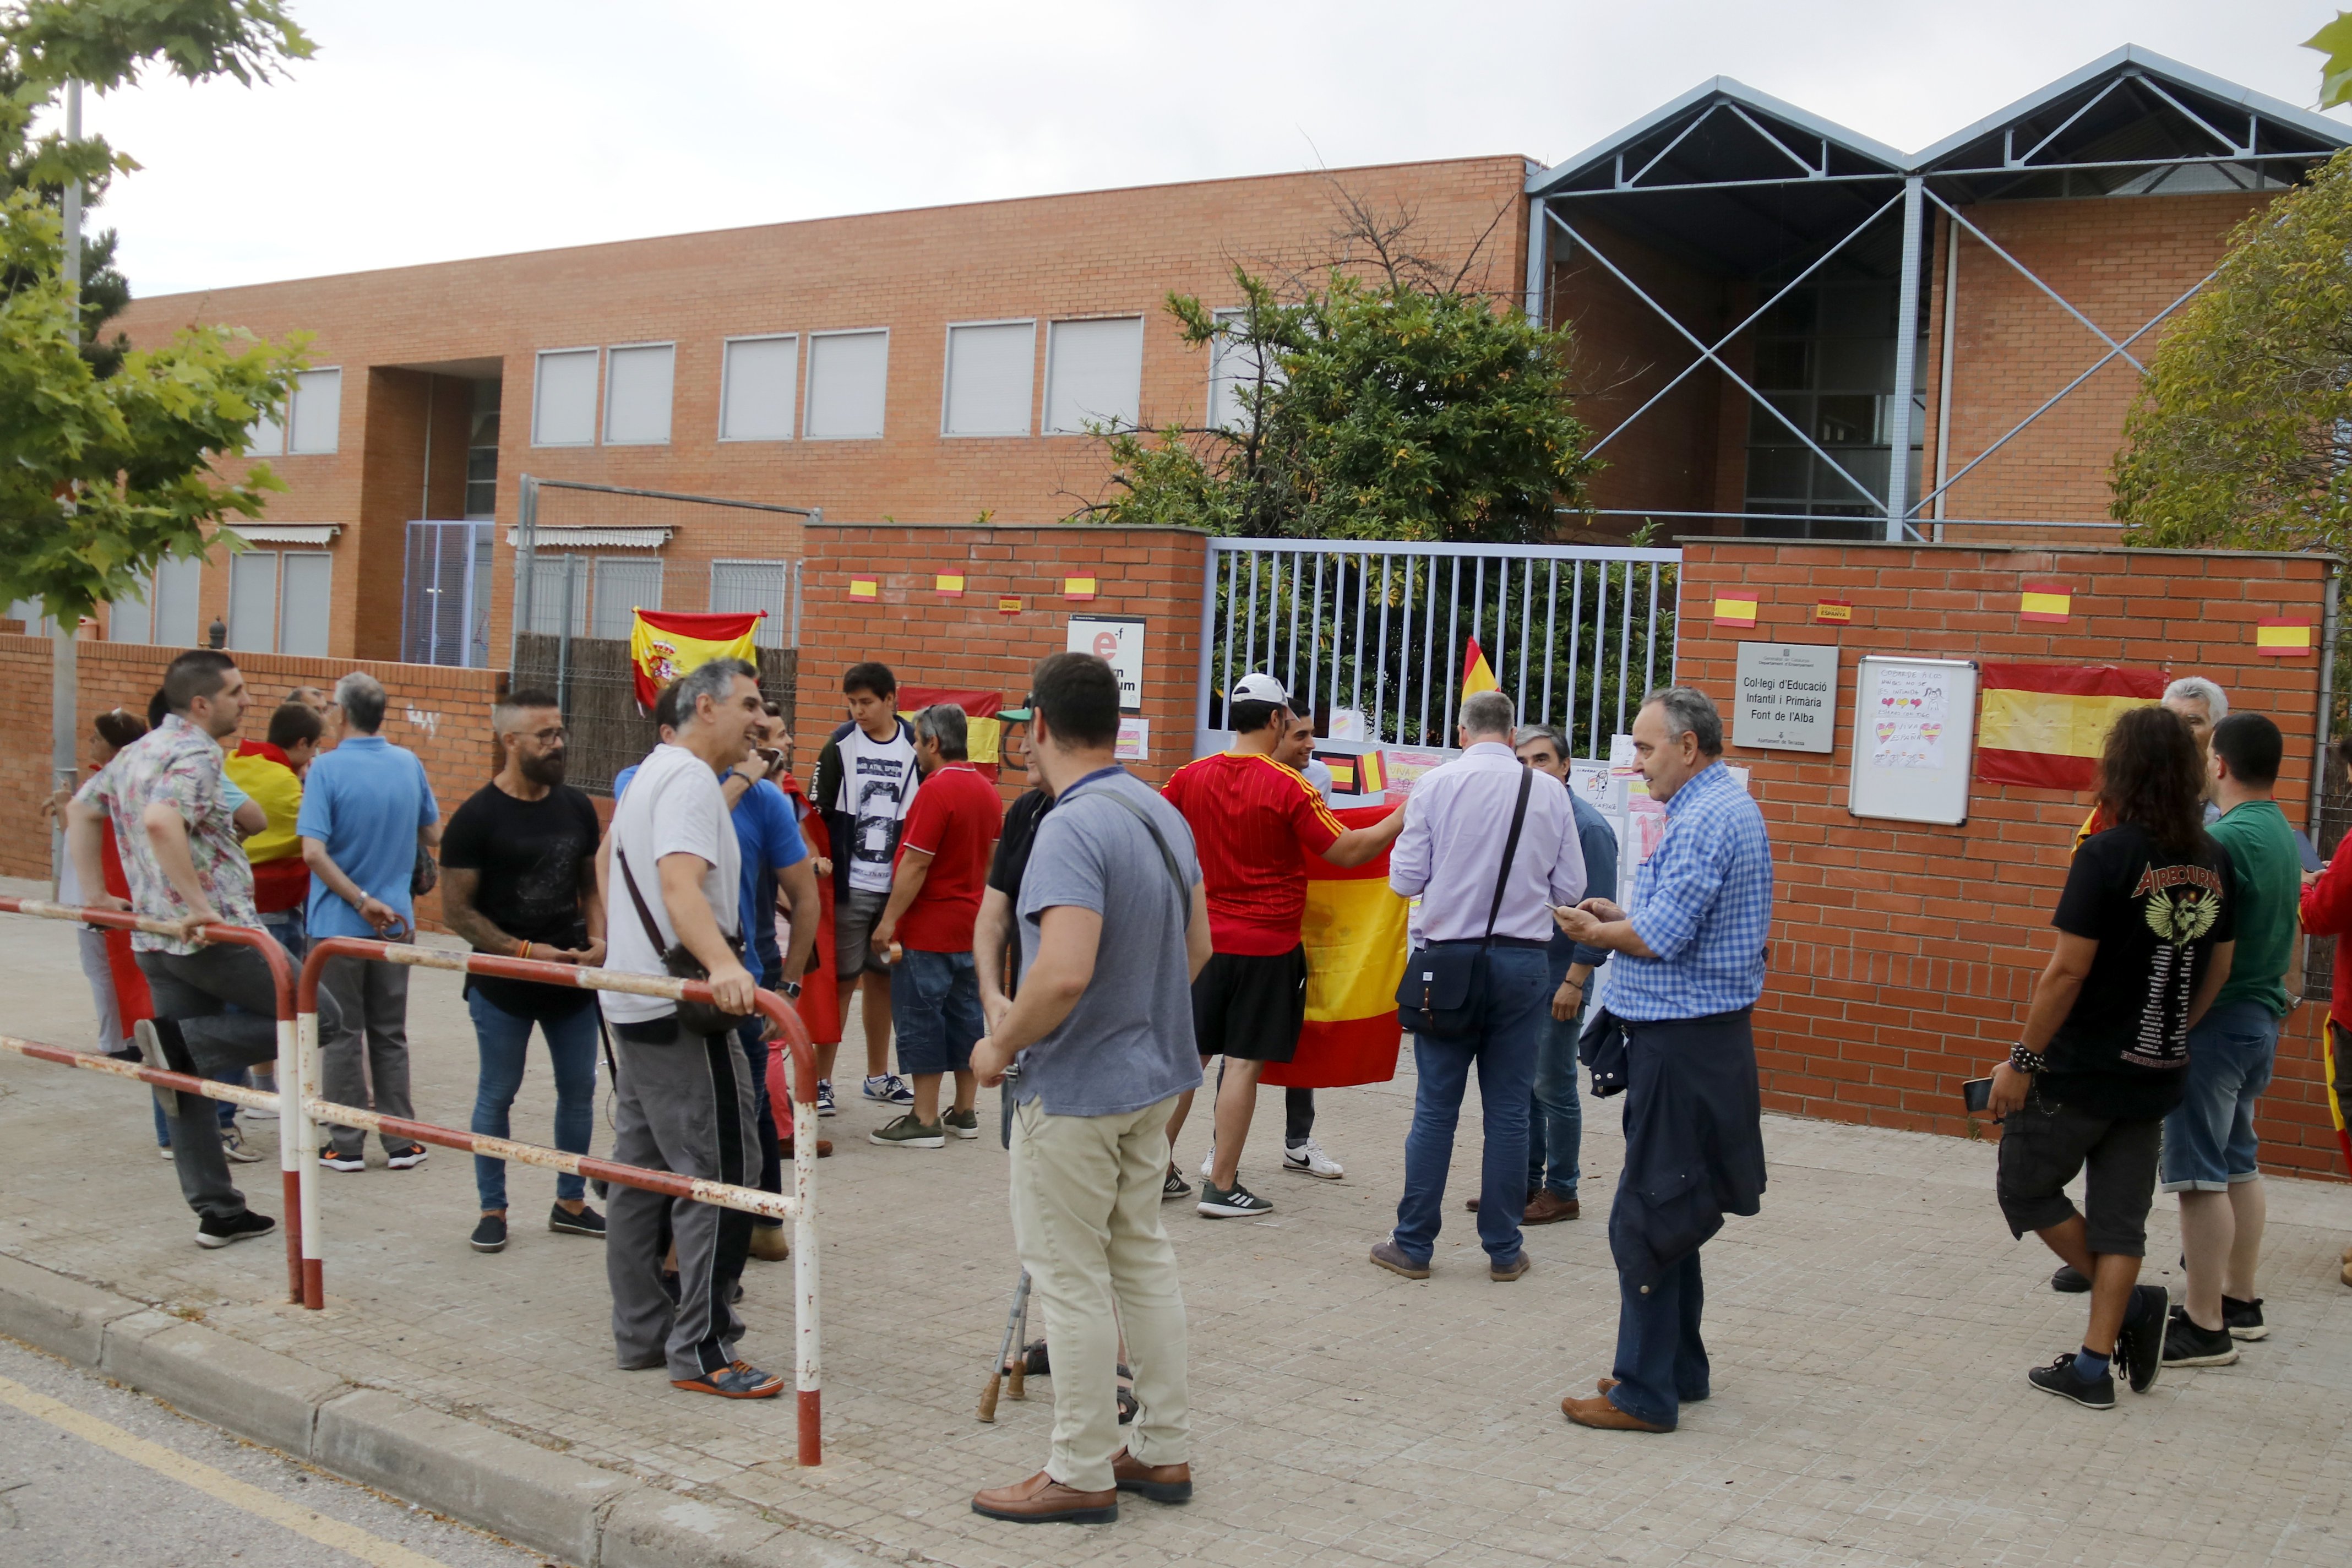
2161, 712, 2302, 1368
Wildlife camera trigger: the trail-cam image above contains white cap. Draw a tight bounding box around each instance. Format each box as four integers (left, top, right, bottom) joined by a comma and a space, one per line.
1229, 672, 1288, 706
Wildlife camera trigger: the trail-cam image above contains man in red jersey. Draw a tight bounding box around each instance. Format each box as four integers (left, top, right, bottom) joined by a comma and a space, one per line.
1160, 673, 1405, 1217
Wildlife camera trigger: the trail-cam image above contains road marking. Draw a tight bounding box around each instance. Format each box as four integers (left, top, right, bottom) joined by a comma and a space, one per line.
0, 1370, 454, 1567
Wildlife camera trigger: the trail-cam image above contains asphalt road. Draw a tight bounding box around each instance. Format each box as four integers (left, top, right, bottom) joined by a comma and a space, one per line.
0, 1334, 561, 1568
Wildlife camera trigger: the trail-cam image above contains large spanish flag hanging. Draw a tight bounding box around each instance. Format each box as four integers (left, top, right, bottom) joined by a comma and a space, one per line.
1462, 638, 1499, 698
629, 609, 763, 707
1975, 662, 2165, 791
1262, 804, 1410, 1090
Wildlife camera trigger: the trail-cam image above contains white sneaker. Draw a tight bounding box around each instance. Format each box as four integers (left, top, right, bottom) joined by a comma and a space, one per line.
1199, 1144, 1217, 1180
1282, 1138, 1344, 1179
862, 1074, 914, 1107
221, 1128, 265, 1164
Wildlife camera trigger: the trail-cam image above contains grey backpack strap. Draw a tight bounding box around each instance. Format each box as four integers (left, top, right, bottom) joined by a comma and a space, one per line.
1087, 789, 1189, 913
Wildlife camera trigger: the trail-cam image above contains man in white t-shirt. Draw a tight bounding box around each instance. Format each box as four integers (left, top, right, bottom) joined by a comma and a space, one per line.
598, 657, 782, 1400
812, 661, 922, 1112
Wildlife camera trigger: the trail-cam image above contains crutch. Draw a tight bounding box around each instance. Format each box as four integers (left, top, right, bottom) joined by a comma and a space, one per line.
978, 1268, 1032, 1422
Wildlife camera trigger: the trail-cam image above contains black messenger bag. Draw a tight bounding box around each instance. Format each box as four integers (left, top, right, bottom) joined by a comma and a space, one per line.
1394, 764, 1533, 1038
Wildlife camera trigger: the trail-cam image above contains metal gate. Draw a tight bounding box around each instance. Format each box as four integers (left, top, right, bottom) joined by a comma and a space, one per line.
1194, 537, 1680, 762
401, 520, 494, 667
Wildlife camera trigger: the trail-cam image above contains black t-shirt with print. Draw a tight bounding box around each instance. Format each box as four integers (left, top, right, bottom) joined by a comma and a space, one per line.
2045, 821, 2237, 1120
440, 781, 602, 1020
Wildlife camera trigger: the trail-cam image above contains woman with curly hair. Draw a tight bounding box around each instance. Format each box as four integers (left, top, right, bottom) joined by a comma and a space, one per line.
1988, 704, 2238, 1410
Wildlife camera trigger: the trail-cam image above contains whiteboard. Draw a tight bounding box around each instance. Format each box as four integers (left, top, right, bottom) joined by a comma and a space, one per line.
1847, 656, 1979, 825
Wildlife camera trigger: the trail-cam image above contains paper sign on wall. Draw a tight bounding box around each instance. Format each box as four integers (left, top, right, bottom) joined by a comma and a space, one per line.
1869, 664, 1951, 771
1068, 614, 1146, 712
1115, 716, 1150, 762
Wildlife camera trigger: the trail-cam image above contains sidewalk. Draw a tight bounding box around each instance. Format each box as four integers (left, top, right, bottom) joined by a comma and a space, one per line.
2, 884, 2348, 1568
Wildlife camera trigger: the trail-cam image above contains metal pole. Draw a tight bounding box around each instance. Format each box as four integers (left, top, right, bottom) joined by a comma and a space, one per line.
1523, 193, 1548, 324
1933, 211, 1959, 542
2310, 563, 2340, 839
1542, 562, 1557, 731
50, 79, 84, 894
509, 473, 538, 674
1884, 176, 1925, 543
1193, 544, 1219, 751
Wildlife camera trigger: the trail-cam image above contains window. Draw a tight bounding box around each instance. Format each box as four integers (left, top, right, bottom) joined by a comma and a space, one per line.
245, 402, 285, 458
710, 559, 793, 649
941, 320, 1035, 437
465, 379, 501, 519
1044, 316, 1143, 434
1208, 308, 1286, 431
532, 348, 600, 447
153, 556, 202, 646
225, 550, 334, 654
226, 552, 279, 651
719, 335, 798, 441
590, 556, 663, 640
521, 553, 589, 638
108, 580, 151, 645
604, 343, 675, 445
287, 368, 341, 455
804, 329, 889, 439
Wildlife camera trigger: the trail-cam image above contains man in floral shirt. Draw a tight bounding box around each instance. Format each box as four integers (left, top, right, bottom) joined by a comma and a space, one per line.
67, 650, 345, 1250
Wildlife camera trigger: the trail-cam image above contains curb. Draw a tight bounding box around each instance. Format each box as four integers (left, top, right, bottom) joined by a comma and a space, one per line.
0, 1252, 832, 1567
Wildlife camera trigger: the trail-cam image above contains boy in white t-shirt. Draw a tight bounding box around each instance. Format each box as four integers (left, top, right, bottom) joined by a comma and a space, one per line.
811, 661, 922, 1112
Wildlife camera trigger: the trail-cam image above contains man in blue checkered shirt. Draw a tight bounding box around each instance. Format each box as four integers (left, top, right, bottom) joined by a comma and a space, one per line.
1553, 686, 1771, 1434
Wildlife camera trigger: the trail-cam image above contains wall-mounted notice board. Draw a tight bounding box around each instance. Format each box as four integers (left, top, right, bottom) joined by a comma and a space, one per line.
1847, 656, 1979, 825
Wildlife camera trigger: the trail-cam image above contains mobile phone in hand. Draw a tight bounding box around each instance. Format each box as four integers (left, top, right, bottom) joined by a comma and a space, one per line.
1961, 1076, 1994, 1114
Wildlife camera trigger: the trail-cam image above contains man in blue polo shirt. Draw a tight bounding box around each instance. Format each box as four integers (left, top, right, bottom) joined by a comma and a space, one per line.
299, 672, 441, 1174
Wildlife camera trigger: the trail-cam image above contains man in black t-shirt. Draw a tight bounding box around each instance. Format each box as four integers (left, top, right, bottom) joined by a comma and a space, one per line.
1988, 706, 2237, 1411
974, 697, 1050, 1026
440, 690, 609, 1256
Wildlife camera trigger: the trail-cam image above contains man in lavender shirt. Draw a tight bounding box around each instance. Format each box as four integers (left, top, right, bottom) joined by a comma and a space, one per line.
1372, 690, 1586, 1282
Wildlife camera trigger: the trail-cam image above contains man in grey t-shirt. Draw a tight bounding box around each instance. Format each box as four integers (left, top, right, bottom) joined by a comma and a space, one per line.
970, 654, 1209, 1526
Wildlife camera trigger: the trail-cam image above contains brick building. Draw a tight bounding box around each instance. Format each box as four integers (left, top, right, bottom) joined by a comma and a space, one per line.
51, 45, 2340, 671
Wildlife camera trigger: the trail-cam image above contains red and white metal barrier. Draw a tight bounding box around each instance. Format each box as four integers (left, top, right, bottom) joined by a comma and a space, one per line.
295, 936, 824, 1465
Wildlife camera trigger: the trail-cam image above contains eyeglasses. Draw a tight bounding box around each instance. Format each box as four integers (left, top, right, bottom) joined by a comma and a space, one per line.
525, 726, 568, 744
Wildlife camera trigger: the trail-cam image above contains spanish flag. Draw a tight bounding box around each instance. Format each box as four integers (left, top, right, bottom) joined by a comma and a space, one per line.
629, 609, 763, 707
1261, 805, 1410, 1090
1462, 637, 1499, 697
1975, 662, 2165, 791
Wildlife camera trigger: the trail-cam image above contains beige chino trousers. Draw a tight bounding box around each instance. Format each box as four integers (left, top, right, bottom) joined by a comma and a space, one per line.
1009, 1094, 1191, 1493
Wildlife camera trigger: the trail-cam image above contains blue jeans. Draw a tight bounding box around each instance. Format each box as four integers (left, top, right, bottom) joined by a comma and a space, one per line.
152, 906, 301, 1144
1392, 945, 1550, 1264
2160, 999, 2281, 1193
258, 906, 306, 963
1528, 949, 1586, 1199
889, 948, 984, 1076
734, 1014, 783, 1217
467, 991, 599, 1210
1609, 1248, 1708, 1429
154, 1068, 245, 1142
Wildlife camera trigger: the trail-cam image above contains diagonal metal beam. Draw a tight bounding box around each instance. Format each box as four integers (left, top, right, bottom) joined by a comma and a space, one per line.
2135, 77, 2246, 155
1926, 189, 2144, 372
1907, 269, 2214, 518
2014, 78, 2125, 167
1548, 209, 1885, 510
1625, 101, 1724, 189
1721, 102, 1823, 177
1581, 188, 1907, 458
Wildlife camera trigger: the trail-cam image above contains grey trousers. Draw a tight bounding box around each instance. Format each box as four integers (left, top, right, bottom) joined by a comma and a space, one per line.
606, 1021, 759, 1379
135, 944, 345, 1221
318, 957, 417, 1158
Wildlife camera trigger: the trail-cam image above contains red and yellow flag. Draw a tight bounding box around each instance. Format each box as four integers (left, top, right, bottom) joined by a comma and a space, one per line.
2257, 619, 2314, 657
629, 609, 763, 707
1462, 637, 1499, 697
1975, 662, 2164, 791
1261, 805, 1409, 1090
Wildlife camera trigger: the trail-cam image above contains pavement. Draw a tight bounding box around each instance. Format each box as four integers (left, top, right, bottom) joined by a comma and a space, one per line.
2, 879, 2350, 1568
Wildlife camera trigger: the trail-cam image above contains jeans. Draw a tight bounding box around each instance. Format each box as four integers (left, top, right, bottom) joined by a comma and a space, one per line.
2160, 999, 2280, 1193
889, 947, 984, 1076
153, 1069, 245, 1144
1608, 1248, 1708, 1429
1391, 945, 1550, 1264
258, 906, 307, 962
1286, 1087, 1315, 1144
734, 1016, 783, 1223
467, 991, 600, 1210
1528, 949, 1586, 1199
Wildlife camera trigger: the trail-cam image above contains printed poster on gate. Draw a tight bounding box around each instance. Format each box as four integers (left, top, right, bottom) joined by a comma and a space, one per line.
1066, 615, 1147, 712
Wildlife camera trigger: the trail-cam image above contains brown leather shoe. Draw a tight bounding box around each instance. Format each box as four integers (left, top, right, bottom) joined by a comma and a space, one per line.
1560, 1392, 1671, 1433
1464, 1196, 1479, 1212
1369, 1239, 1431, 1280
971, 1471, 1119, 1524
1523, 1190, 1580, 1224
1490, 1251, 1531, 1282
1110, 1448, 1193, 1502
747, 1224, 790, 1262
779, 1136, 834, 1158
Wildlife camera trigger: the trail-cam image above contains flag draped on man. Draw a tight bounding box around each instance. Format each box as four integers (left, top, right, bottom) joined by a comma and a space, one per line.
1462, 638, 1499, 698
1974, 662, 2165, 791
629, 609, 763, 706
1262, 804, 1411, 1089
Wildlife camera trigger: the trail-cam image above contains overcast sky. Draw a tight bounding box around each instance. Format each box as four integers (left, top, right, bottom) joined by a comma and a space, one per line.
66, 0, 2352, 297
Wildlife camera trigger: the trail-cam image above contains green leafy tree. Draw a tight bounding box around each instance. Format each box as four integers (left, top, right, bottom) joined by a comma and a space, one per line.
2109, 148, 2352, 552
2309, 11, 2352, 110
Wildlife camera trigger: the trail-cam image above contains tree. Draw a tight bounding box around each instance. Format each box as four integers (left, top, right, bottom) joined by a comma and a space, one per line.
2109, 148, 2352, 552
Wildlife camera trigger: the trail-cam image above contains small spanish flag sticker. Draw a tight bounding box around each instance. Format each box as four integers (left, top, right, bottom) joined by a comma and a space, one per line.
2019, 583, 2071, 623
2256, 619, 2313, 657
935, 574, 965, 597
1712, 594, 1758, 627
997, 596, 1023, 616
1815, 598, 1852, 624
1316, 751, 1358, 793
848, 579, 879, 601
1064, 576, 1098, 601
1357, 750, 1389, 794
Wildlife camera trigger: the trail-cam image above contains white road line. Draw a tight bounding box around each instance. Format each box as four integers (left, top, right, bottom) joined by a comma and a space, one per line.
0, 1370, 454, 1568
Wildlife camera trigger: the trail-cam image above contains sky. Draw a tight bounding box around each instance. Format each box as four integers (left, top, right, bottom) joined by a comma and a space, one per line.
59, 0, 2352, 298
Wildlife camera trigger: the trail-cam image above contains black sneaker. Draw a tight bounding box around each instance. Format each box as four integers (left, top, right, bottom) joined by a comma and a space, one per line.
2162, 1311, 2240, 1367
195, 1210, 277, 1250
549, 1202, 606, 1238
1161, 1164, 1192, 1201
2028, 1352, 2116, 1409
2222, 1295, 2268, 1341
133, 1018, 182, 1118
2114, 1284, 2166, 1394
470, 1214, 508, 1253
2050, 1264, 2090, 1293
1197, 1180, 1273, 1218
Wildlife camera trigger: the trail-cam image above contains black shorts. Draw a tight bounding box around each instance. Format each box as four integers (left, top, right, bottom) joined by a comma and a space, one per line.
1191, 946, 1308, 1064
1995, 1088, 2162, 1257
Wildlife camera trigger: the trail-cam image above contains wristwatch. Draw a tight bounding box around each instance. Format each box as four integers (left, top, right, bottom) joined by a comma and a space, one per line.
780, 980, 803, 1000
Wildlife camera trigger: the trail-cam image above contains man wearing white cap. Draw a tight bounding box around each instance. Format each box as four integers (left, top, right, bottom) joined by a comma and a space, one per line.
1159, 674, 1406, 1216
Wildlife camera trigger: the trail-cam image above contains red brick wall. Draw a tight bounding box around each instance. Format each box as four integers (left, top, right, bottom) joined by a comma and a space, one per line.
796, 524, 1208, 791
1676, 540, 2343, 1177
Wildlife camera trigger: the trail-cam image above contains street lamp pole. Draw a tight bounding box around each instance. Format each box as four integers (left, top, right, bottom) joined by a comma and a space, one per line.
50, 79, 83, 892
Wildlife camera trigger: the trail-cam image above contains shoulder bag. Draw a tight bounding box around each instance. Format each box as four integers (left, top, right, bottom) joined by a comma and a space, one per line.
1395, 764, 1533, 1039
614, 845, 754, 1037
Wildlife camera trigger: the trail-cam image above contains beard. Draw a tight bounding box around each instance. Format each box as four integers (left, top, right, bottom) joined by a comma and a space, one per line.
519, 749, 568, 788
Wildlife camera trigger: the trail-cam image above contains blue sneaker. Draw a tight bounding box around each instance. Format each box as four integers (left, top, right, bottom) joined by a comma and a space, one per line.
816, 1079, 837, 1118
862, 1073, 914, 1106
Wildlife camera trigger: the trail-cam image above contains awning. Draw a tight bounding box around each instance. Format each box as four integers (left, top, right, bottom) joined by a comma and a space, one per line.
223, 524, 341, 546
503, 525, 673, 550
